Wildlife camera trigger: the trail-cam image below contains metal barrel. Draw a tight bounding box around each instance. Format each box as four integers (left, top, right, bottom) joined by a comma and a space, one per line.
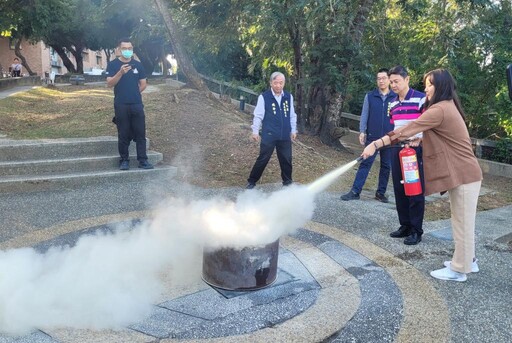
202, 239, 279, 291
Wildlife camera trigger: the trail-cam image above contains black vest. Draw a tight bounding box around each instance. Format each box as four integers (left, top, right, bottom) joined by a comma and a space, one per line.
366, 89, 395, 140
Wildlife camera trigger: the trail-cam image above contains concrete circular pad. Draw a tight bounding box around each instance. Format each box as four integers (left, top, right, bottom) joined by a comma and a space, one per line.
0, 216, 450, 342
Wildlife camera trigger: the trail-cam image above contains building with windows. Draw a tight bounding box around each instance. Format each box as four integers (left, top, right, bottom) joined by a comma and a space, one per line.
0, 37, 108, 78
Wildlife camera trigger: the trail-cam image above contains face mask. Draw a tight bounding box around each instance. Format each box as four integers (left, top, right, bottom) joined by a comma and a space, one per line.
121, 50, 133, 59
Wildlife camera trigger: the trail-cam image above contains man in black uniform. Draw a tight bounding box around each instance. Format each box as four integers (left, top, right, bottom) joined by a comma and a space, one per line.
106, 37, 153, 170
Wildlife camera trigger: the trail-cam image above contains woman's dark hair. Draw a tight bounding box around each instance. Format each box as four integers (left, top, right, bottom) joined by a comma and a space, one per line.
423, 69, 465, 119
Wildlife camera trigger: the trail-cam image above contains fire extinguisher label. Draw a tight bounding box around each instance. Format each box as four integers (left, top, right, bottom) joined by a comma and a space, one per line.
402, 156, 420, 183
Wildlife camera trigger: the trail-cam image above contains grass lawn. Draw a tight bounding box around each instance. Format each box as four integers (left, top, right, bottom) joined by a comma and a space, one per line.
0, 85, 117, 139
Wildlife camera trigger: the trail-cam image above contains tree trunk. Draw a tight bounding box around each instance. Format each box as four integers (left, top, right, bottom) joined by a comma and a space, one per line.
104, 49, 112, 62
161, 47, 169, 76
307, 85, 325, 136
14, 39, 36, 76
69, 44, 84, 74
308, 0, 375, 148
321, 0, 374, 149
154, 0, 209, 92
305, 85, 348, 151
289, 25, 305, 133
51, 45, 77, 74
134, 47, 154, 76
320, 90, 349, 151
284, 1, 305, 134
349, 0, 376, 44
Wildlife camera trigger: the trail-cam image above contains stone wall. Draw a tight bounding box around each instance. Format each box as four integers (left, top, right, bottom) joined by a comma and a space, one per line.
0, 76, 41, 91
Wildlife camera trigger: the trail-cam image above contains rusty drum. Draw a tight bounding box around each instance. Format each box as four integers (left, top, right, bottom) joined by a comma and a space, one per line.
202, 239, 279, 291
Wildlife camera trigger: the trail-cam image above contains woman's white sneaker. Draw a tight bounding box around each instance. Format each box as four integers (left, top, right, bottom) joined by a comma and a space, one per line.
443, 259, 479, 273
430, 267, 467, 282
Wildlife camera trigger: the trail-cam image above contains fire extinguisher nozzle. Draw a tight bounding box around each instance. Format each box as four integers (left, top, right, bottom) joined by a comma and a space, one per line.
356, 156, 364, 162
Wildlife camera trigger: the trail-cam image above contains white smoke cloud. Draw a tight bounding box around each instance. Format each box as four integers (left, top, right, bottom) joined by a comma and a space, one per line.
0, 157, 359, 336
0, 224, 165, 335
0, 185, 316, 336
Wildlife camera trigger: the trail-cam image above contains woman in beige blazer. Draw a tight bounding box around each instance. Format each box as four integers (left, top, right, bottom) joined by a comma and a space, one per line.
362, 69, 483, 282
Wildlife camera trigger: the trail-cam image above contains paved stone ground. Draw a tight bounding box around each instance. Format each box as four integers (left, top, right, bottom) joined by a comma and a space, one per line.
0, 173, 510, 343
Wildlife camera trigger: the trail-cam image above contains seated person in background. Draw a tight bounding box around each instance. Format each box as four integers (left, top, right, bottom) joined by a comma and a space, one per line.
11, 58, 22, 77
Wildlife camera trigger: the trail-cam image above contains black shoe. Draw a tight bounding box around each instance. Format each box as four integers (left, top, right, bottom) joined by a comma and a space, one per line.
390, 225, 411, 238
245, 182, 256, 189
119, 160, 130, 171
404, 233, 422, 245
340, 190, 360, 201
138, 160, 154, 169
375, 192, 389, 203
283, 181, 293, 187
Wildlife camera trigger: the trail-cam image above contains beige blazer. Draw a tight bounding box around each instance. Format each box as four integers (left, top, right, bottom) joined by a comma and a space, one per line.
389, 100, 482, 195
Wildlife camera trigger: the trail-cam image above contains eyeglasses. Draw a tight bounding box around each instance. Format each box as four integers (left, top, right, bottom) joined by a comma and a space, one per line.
120, 47, 133, 51
377, 77, 388, 81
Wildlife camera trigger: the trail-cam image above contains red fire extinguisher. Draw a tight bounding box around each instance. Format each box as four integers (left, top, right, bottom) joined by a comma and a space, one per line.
399, 147, 422, 196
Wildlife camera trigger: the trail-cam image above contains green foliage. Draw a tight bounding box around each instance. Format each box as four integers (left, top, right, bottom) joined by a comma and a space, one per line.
10, 0, 512, 151
357, 0, 512, 146
168, 1, 264, 85
493, 86, 512, 137
491, 137, 512, 164
2, 0, 169, 73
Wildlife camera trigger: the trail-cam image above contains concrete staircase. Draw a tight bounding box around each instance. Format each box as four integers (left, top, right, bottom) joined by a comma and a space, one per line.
0, 136, 177, 192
